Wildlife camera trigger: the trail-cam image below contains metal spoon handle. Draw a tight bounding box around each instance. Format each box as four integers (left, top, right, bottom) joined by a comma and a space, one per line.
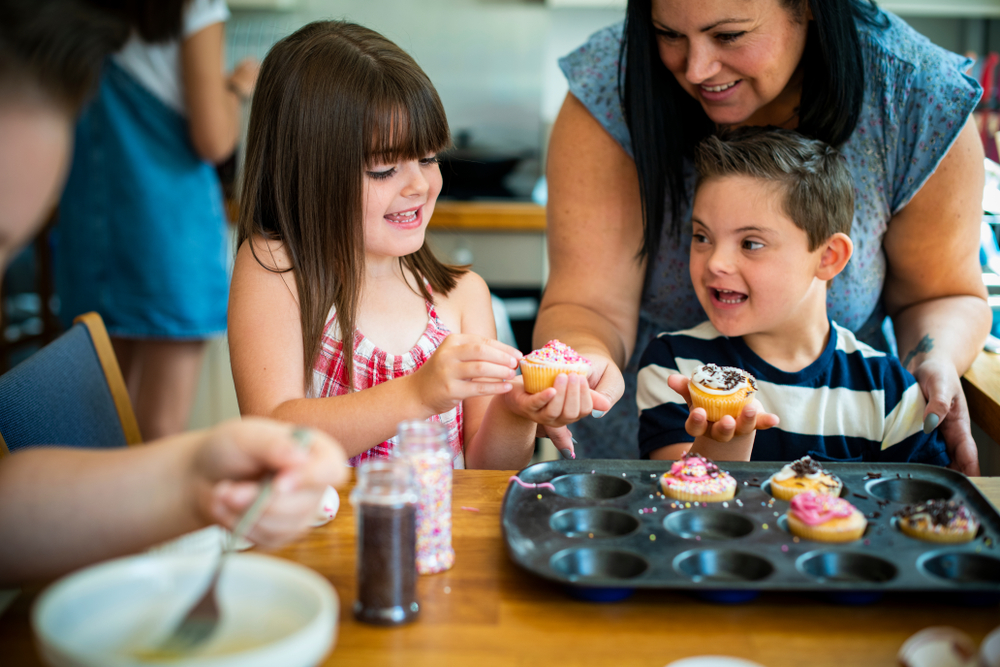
227, 427, 313, 550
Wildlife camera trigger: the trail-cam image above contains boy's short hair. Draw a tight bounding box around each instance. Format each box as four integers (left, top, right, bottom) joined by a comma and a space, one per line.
694, 127, 854, 251
0, 0, 128, 113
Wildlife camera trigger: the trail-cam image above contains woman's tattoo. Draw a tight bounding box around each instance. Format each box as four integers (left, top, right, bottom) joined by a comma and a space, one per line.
901, 335, 934, 369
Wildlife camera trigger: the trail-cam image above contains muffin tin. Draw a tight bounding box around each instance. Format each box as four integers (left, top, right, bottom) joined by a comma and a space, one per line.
501, 460, 1000, 592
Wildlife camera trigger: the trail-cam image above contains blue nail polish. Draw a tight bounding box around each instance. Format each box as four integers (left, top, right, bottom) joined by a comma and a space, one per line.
592, 410, 605, 419
923, 413, 940, 434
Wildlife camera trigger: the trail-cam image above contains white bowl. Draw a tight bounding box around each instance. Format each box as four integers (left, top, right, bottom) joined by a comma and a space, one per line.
32, 552, 338, 667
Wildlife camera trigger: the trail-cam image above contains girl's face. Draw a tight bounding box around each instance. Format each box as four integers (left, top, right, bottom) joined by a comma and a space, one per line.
362, 154, 442, 263
652, 0, 809, 128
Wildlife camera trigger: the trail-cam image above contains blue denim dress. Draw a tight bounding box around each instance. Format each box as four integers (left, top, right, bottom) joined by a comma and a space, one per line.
55, 60, 229, 339
558, 10, 981, 458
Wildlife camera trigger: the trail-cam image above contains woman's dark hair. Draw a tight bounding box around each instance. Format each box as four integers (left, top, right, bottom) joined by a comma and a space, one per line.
0, 0, 129, 112
620, 0, 886, 260
84, 0, 188, 43
239, 21, 463, 389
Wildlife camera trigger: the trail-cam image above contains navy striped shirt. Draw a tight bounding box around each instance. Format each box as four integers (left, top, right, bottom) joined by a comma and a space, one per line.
637, 321, 949, 465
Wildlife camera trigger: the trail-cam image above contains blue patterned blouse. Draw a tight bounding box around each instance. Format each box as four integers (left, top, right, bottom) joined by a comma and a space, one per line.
558, 10, 981, 458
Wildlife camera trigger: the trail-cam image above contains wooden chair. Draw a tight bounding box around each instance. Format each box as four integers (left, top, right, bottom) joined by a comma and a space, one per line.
0, 312, 141, 456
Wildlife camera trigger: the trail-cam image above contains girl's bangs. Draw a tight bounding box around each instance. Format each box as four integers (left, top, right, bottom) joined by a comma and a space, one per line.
365, 92, 450, 166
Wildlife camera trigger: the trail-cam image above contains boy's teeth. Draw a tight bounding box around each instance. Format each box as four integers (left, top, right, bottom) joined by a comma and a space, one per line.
716, 289, 746, 304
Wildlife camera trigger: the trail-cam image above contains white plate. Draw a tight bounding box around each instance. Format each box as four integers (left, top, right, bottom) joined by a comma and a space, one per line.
33, 552, 337, 667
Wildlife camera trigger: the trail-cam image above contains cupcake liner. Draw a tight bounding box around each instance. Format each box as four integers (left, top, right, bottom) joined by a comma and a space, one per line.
688, 385, 754, 422
768, 475, 843, 501
787, 512, 866, 542
661, 486, 736, 503
520, 361, 588, 394
898, 520, 977, 544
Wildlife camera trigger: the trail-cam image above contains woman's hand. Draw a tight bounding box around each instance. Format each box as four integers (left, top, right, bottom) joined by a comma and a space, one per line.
410, 334, 521, 415
192, 419, 348, 548
912, 358, 980, 476
582, 351, 626, 417
503, 373, 611, 427
666, 374, 779, 450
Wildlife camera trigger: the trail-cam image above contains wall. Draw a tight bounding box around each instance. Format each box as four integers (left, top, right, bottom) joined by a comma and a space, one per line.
228, 0, 550, 154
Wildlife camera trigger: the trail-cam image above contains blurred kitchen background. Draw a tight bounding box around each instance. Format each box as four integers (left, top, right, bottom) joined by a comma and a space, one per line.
5, 0, 1000, 468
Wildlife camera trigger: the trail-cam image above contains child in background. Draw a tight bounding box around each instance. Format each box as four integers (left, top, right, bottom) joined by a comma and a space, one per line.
637, 128, 948, 466
228, 21, 607, 469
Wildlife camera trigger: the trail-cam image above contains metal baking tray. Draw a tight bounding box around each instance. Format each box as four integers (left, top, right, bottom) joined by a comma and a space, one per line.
501, 460, 1000, 592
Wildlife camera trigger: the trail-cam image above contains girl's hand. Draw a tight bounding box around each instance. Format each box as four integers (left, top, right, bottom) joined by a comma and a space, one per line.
666, 374, 779, 443
504, 373, 606, 427
411, 333, 521, 415
913, 357, 979, 475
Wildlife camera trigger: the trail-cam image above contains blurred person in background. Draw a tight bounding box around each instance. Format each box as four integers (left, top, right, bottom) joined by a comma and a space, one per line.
0, 0, 346, 585
55, 0, 259, 440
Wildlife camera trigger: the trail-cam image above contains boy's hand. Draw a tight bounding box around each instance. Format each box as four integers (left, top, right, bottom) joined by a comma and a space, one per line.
411, 334, 521, 415
503, 373, 609, 427
666, 374, 779, 442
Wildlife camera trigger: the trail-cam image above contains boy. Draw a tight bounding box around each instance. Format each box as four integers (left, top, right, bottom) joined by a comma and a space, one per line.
637, 128, 948, 465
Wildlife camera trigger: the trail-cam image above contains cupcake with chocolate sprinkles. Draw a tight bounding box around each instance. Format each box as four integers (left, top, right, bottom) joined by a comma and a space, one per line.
687, 363, 757, 422
895, 499, 979, 544
767, 456, 843, 501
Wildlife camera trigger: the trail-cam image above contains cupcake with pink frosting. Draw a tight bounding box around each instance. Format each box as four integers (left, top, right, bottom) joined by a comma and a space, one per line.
659, 452, 737, 502
786, 491, 867, 542
519, 339, 591, 393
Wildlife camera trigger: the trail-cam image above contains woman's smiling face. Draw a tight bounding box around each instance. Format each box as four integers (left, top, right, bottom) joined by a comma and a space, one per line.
652, 0, 809, 128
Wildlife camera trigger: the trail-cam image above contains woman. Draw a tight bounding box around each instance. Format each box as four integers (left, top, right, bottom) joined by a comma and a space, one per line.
537, 0, 988, 473
55, 0, 258, 439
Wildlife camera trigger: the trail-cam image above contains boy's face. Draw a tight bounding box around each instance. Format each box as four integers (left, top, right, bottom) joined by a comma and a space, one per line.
689, 174, 829, 339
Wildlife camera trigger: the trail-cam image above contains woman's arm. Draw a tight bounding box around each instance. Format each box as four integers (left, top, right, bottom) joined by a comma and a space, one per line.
882, 117, 991, 475
228, 241, 518, 459
180, 22, 257, 164
534, 93, 647, 411
0, 419, 347, 585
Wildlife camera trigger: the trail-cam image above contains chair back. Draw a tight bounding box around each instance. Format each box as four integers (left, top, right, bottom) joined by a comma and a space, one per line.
0, 312, 141, 455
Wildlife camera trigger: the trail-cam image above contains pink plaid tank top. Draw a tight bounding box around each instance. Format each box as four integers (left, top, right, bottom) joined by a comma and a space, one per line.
308, 290, 464, 468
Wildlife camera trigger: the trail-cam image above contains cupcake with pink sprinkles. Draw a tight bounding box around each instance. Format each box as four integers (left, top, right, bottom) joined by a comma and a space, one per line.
659, 452, 737, 502
519, 339, 591, 393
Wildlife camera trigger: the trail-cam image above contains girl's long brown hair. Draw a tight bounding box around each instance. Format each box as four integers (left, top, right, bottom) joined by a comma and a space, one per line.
238, 21, 465, 390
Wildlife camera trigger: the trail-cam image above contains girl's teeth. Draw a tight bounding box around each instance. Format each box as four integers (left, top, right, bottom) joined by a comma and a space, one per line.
703, 81, 737, 93
387, 210, 417, 222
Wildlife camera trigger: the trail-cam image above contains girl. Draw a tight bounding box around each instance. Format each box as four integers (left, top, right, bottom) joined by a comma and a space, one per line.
228, 21, 608, 468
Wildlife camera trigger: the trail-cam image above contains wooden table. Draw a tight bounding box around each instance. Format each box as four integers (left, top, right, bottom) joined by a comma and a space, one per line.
3, 471, 998, 667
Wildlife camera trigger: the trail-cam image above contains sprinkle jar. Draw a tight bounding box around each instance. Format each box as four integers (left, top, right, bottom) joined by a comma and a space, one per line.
395, 420, 455, 574
350, 458, 419, 625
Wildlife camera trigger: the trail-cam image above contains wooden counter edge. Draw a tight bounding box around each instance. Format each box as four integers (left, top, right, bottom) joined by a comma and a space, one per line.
963, 349, 1000, 445
429, 201, 546, 232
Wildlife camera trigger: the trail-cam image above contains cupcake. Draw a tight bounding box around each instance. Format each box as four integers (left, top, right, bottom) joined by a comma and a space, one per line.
894, 499, 979, 544
786, 491, 867, 543
519, 339, 591, 393
660, 452, 737, 503
688, 363, 757, 422
767, 456, 843, 501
